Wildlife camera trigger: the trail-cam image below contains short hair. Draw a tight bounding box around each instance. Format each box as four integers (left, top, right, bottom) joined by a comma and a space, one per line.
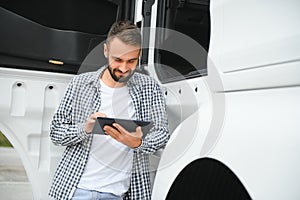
106, 20, 141, 47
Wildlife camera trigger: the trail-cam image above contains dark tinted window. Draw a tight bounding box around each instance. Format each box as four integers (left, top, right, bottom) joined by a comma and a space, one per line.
155, 0, 210, 83
0, 0, 118, 35
0, 0, 135, 74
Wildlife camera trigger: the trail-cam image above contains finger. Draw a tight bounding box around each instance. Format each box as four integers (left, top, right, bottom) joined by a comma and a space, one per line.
89, 112, 106, 123
104, 125, 120, 138
89, 115, 96, 121
94, 112, 107, 118
103, 125, 117, 133
136, 126, 142, 133
132, 126, 143, 138
106, 130, 118, 140
112, 123, 128, 134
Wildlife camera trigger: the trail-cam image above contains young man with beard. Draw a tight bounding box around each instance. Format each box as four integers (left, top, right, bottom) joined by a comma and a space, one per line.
49, 20, 170, 200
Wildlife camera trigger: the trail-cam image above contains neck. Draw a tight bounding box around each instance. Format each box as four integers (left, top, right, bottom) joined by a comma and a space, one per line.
101, 68, 126, 88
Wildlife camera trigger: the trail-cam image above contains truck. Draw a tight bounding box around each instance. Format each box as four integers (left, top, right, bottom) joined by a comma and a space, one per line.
0, 0, 300, 199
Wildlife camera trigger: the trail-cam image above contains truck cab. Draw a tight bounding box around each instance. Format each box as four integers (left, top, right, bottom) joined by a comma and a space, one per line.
0, 0, 300, 199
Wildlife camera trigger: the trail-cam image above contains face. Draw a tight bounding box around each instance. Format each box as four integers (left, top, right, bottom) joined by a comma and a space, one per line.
104, 37, 140, 83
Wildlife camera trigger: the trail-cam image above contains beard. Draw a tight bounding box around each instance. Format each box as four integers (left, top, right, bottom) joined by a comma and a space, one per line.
107, 65, 135, 83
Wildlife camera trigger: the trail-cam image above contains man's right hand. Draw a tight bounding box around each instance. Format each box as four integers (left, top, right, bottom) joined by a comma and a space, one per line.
84, 112, 107, 134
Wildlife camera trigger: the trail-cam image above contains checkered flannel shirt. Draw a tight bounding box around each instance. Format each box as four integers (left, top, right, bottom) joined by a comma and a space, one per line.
48, 66, 170, 200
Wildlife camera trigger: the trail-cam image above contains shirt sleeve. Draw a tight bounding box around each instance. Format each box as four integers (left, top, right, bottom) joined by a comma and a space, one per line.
135, 83, 170, 154
50, 77, 90, 146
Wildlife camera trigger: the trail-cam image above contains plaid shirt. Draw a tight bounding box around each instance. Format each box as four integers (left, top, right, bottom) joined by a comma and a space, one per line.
48, 66, 170, 200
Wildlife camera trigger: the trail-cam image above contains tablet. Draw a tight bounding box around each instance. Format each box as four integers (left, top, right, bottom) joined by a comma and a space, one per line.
92, 117, 153, 138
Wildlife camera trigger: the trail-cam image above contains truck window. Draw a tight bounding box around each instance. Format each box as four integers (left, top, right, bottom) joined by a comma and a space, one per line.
154, 0, 210, 83
0, 0, 135, 74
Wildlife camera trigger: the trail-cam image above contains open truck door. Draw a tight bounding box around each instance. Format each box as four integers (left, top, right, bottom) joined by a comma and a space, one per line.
0, 1, 139, 199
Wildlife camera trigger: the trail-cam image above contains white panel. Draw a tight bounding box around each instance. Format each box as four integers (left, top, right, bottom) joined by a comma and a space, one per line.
215, 61, 300, 92
134, 0, 143, 23
10, 82, 26, 116
152, 103, 212, 200
162, 77, 211, 133
209, 0, 300, 91
152, 76, 213, 199
209, 87, 300, 199
209, 0, 300, 73
0, 68, 73, 200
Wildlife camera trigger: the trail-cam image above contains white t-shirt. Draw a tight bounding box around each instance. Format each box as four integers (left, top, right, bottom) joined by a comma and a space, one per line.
77, 80, 135, 196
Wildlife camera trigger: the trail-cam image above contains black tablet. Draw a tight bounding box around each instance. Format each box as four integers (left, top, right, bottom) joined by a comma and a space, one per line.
92, 117, 153, 138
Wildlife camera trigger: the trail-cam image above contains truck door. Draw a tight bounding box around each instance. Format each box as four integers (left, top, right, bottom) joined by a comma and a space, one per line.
0, 1, 138, 199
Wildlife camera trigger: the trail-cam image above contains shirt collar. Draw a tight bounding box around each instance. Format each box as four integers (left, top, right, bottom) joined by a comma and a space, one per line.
85, 66, 106, 87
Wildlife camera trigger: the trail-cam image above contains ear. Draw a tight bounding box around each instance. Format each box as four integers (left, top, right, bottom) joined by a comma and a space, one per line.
103, 43, 108, 58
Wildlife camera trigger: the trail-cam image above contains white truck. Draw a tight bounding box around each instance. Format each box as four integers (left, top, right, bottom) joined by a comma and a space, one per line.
0, 0, 300, 199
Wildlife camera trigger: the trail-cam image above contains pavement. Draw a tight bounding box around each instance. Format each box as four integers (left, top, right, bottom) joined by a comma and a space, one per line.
0, 147, 33, 200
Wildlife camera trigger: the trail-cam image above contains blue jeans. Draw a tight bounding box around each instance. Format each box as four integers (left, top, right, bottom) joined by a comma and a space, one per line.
72, 188, 123, 200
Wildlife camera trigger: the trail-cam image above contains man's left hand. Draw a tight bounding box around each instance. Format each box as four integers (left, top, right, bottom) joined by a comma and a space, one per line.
103, 123, 143, 148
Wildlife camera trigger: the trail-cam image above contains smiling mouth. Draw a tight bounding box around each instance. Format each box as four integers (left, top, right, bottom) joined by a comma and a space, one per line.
107, 65, 134, 83
115, 70, 130, 76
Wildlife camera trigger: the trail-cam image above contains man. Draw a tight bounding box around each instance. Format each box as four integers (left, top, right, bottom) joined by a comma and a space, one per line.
49, 20, 170, 200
